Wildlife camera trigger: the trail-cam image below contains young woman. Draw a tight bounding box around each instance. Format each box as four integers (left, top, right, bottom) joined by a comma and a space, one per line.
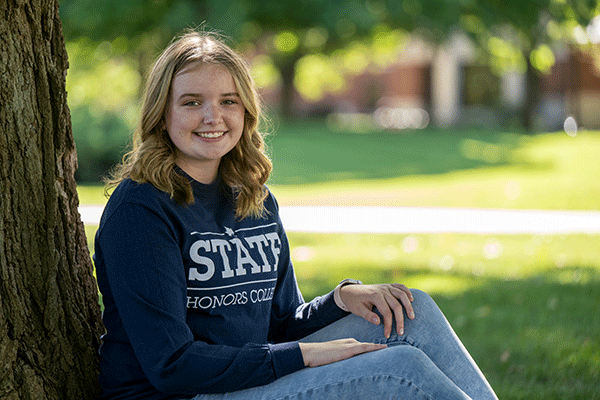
94, 31, 498, 400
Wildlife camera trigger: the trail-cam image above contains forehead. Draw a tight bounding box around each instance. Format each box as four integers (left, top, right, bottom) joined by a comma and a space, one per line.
171, 62, 237, 93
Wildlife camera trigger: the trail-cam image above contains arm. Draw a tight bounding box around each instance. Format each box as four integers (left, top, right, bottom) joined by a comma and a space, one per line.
266, 205, 349, 342
263, 192, 411, 366
97, 201, 303, 394
266, 201, 413, 341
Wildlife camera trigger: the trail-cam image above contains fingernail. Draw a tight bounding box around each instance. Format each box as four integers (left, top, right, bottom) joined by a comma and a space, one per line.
410, 311, 415, 319
399, 328, 404, 335
371, 317, 379, 324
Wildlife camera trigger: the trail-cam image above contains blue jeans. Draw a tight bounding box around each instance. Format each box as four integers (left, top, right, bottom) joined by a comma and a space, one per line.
192, 289, 498, 399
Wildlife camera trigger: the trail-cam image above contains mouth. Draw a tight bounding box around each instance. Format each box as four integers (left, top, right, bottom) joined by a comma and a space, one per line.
194, 131, 226, 139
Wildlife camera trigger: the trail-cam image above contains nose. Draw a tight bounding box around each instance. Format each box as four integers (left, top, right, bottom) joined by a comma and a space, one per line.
203, 102, 222, 125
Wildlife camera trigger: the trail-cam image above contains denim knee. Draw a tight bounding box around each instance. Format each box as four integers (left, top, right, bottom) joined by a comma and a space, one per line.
410, 288, 434, 308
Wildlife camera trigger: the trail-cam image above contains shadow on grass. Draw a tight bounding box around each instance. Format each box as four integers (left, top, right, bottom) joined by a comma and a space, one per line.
268, 123, 544, 185
435, 268, 600, 400
298, 266, 600, 400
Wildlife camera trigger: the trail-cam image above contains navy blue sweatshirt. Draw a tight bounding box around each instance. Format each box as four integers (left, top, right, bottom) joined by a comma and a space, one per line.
94, 173, 349, 399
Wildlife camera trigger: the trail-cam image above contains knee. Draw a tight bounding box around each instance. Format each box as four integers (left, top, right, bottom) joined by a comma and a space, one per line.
376, 345, 436, 378
406, 288, 444, 327
410, 288, 435, 308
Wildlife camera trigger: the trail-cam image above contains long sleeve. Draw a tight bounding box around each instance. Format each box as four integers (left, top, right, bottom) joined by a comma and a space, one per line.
95, 180, 305, 398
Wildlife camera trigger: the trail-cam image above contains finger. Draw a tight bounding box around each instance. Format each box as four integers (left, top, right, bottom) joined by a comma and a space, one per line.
371, 294, 394, 339
354, 342, 387, 355
343, 341, 387, 361
391, 283, 414, 301
335, 339, 386, 360
389, 285, 416, 320
384, 292, 406, 336
358, 303, 381, 326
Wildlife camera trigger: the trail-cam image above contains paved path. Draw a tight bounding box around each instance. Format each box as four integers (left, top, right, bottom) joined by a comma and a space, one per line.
79, 205, 600, 234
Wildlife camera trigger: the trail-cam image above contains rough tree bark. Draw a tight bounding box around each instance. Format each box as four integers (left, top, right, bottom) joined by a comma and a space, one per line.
0, 0, 104, 399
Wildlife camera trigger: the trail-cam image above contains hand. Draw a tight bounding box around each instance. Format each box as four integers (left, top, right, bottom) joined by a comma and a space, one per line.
299, 339, 386, 367
339, 283, 415, 338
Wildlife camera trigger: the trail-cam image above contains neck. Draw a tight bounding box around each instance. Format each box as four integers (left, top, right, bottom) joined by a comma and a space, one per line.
175, 160, 219, 184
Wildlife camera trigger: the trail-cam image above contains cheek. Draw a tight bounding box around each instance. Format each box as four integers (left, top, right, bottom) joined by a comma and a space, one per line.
165, 103, 196, 129
233, 110, 247, 132
167, 130, 183, 149
168, 111, 189, 129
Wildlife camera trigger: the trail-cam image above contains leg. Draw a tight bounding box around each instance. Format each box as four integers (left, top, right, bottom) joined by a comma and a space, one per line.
300, 289, 498, 400
193, 345, 471, 400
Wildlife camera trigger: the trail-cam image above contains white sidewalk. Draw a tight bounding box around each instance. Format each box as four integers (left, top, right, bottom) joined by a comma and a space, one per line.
79, 205, 600, 234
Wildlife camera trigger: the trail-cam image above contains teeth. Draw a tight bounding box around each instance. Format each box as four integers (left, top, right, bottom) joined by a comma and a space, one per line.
196, 131, 225, 138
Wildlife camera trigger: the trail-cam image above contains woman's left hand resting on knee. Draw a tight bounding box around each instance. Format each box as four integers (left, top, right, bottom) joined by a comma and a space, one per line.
339, 283, 416, 338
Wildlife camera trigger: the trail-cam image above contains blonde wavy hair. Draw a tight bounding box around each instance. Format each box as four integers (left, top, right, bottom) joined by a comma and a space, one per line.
107, 31, 272, 219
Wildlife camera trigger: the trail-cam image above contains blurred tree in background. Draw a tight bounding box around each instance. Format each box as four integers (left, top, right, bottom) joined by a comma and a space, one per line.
58, 0, 599, 182
453, 0, 599, 129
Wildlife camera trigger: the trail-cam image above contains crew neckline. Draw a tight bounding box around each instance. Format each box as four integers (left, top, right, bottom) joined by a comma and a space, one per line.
174, 166, 226, 203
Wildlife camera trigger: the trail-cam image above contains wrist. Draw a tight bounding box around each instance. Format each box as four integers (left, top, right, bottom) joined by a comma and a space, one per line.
298, 342, 315, 367
333, 279, 362, 312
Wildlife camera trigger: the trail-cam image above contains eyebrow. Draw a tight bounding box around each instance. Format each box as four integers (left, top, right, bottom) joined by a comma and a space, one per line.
178, 92, 240, 99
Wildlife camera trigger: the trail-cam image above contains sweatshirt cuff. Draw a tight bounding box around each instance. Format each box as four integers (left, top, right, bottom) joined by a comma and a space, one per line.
333, 284, 350, 311
269, 342, 305, 378
319, 290, 351, 323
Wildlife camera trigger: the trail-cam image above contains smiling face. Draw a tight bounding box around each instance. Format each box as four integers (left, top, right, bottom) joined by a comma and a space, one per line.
165, 62, 246, 184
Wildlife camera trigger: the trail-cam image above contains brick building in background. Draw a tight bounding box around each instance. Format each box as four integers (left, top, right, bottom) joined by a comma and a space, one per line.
273, 34, 600, 131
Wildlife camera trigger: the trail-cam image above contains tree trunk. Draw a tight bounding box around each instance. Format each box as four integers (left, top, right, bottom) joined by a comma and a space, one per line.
276, 52, 302, 121
522, 55, 540, 133
0, 1, 104, 399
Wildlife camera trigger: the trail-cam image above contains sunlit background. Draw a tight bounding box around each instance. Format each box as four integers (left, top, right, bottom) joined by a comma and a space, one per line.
61, 1, 600, 398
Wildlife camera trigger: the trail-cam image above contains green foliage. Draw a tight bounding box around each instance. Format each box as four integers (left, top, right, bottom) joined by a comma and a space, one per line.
459, 0, 599, 75
65, 38, 138, 182
65, 38, 141, 110
60, 0, 190, 42
59, 0, 600, 122
70, 105, 130, 182
293, 26, 409, 101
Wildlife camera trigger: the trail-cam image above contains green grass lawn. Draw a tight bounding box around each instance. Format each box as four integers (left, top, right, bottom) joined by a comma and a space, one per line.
79, 123, 600, 210
286, 231, 600, 399
79, 124, 600, 399
265, 122, 600, 210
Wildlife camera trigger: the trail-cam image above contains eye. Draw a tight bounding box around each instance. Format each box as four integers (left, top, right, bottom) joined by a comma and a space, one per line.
222, 99, 238, 105
183, 100, 200, 106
